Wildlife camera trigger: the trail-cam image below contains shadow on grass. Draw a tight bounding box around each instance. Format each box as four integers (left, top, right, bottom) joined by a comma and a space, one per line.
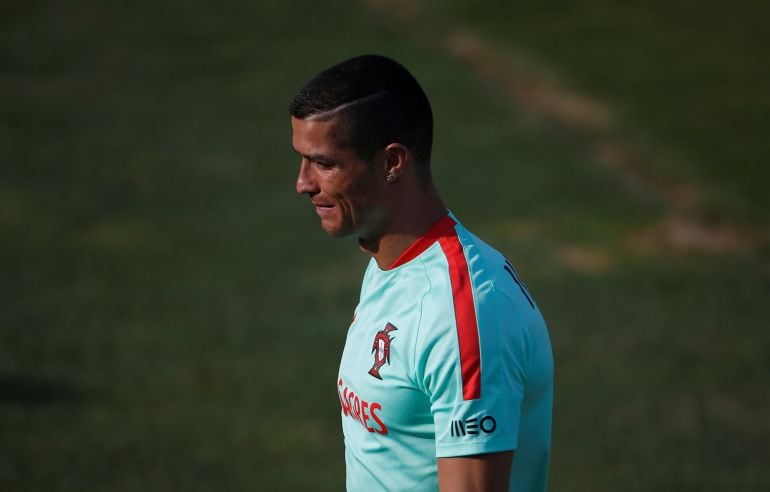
0, 373, 88, 406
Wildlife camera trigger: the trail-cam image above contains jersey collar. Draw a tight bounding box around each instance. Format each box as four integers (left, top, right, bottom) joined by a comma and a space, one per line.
387, 212, 456, 270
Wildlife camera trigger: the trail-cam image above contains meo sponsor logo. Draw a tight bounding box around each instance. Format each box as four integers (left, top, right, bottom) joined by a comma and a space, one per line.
450, 415, 497, 437
338, 378, 388, 435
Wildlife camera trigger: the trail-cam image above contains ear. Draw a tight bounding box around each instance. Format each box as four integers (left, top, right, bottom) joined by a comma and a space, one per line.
382, 143, 409, 182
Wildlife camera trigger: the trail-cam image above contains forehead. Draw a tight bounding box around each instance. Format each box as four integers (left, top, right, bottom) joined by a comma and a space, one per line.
291, 116, 343, 155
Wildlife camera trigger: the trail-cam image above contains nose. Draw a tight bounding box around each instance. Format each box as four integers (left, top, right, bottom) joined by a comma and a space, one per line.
295, 158, 318, 195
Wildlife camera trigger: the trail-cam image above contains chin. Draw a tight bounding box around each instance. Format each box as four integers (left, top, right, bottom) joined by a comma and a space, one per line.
321, 220, 355, 238
324, 229, 349, 238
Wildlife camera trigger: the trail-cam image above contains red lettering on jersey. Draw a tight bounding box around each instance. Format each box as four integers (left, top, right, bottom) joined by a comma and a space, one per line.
337, 379, 388, 435
338, 379, 350, 416
352, 393, 360, 420
338, 383, 350, 416
361, 400, 371, 431
370, 402, 388, 435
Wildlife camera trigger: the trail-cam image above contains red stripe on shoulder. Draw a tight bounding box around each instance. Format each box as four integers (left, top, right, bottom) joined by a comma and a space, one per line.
438, 224, 482, 401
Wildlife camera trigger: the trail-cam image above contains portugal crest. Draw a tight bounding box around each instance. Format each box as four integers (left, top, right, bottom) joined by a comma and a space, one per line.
368, 323, 397, 380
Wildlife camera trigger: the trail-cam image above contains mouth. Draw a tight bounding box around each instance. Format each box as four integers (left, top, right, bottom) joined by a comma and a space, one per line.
313, 202, 334, 217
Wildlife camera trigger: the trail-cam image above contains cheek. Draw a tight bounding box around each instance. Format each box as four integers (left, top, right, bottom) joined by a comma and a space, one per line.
321, 167, 380, 214
326, 179, 366, 207
341, 182, 376, 209
345, 189, 382, 221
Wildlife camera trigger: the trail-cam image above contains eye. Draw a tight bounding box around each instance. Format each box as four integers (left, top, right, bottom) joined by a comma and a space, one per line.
314, 160, 335, 169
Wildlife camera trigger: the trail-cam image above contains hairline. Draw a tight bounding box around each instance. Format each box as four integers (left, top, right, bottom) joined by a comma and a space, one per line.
300, 91, 388, 122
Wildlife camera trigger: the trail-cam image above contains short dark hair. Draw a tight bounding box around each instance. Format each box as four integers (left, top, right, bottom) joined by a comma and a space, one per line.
289, 54, 433, 180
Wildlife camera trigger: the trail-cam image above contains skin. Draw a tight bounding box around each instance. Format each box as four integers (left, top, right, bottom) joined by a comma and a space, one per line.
292, 114, 514, 489
438, 452, 514, 492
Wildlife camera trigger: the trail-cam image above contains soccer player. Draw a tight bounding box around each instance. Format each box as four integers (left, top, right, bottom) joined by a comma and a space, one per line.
290, 55, 553, 492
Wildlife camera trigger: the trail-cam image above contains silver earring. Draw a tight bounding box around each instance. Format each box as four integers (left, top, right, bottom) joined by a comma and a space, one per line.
386, 172, 395, 182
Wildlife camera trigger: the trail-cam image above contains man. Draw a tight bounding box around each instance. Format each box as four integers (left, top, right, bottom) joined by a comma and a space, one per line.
290, 55, 553, 492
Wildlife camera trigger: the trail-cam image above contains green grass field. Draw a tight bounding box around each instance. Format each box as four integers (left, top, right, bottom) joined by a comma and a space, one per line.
2, 1, 769, 490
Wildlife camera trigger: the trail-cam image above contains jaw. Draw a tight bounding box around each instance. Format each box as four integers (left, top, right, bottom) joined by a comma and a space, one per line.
318, 205, 357, 238
355, 210, 392, 255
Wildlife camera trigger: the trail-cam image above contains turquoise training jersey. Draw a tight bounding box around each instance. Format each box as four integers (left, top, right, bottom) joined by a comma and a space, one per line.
337, 213, 553, 491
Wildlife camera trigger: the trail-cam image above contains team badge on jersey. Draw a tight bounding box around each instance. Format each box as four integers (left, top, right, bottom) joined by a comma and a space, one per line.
368, 323, 397, 380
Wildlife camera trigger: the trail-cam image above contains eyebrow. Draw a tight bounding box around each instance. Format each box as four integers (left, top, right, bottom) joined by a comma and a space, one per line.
294, 149, 334, 163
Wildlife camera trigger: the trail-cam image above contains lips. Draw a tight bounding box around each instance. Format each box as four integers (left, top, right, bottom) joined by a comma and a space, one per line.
313, 201, 334, 217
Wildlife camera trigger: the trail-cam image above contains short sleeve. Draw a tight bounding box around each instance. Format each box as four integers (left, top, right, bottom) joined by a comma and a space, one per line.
416, 287, 527, 458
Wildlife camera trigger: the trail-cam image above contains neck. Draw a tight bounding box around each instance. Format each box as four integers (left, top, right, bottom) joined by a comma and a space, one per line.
358, 182, 447, 269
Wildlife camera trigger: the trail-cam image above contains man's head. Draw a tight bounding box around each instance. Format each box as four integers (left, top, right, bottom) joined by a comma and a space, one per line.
289, 54, 433, 180
290, 55, 437, 241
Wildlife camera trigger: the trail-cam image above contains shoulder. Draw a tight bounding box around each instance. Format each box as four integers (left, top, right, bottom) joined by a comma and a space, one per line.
453, 221, 539, 312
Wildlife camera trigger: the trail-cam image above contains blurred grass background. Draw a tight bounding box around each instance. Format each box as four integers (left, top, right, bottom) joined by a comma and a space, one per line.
2, 0, 768, 490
